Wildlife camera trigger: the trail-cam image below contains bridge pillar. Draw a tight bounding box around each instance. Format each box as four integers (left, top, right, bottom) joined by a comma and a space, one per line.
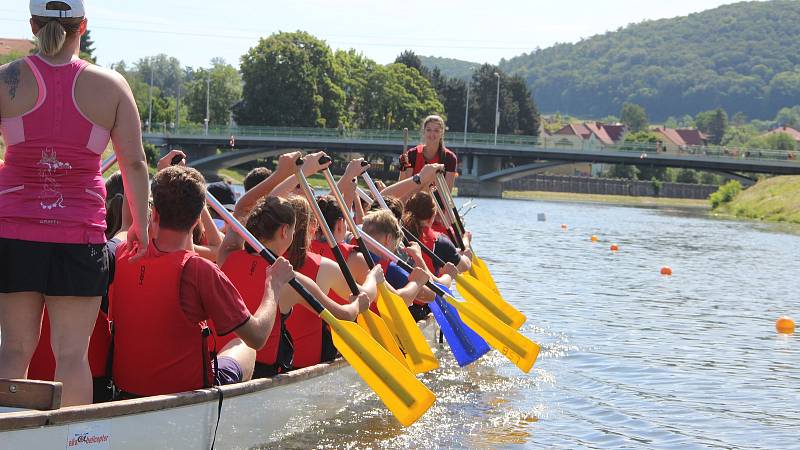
455, 155, 503, 198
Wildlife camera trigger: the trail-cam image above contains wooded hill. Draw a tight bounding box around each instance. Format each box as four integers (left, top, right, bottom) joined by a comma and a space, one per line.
424, 1, 800, 122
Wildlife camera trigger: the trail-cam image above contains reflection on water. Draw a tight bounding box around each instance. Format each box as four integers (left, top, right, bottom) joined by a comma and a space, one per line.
266, 198, 799, 449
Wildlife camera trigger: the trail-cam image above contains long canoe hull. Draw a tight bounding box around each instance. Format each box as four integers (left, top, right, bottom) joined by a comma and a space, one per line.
0, 318, 437, 449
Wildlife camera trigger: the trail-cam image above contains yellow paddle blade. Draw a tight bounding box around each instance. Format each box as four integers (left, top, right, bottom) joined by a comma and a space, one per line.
442, 294, 540, 373
376, 283, 439, 374
356, 310, 409, 369
322, 309, 435, 426
456, 273, 527, 329
471, 253, 500, 294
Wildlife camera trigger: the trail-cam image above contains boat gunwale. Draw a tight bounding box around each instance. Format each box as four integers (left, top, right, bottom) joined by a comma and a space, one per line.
0, 359, 349, 432
0, 316, 436, 433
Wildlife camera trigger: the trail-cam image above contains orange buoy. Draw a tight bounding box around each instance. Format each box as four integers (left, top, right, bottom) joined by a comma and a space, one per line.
561, 224, 568, 230
660, 266, 672, 275
591, 235, 598, 242
610, 244, 619, 251
776, 316, 795, 334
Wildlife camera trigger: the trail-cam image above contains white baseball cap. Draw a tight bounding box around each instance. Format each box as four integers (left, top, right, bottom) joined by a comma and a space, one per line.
30, 0, 85, 18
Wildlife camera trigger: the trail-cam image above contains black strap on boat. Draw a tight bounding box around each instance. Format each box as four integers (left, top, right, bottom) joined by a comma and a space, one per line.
105, 319, 116, 395
209, 386, 223, 450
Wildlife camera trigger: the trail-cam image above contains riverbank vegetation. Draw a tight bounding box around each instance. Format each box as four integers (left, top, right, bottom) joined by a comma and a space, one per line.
712, 176, 800, 223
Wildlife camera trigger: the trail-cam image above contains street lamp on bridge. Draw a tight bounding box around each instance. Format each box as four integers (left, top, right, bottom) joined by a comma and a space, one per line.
494, 72, 500, 146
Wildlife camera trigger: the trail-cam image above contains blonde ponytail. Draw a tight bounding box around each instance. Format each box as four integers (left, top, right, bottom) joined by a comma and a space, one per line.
32, 16, 83, 57
37, 20, 67, 56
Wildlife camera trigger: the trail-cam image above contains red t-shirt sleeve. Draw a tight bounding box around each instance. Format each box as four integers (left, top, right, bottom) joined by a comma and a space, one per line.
180, 255, 251, 336
443, 149, 458, 173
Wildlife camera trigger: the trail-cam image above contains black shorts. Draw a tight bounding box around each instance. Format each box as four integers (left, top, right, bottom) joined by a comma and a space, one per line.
0, 237, 110, 297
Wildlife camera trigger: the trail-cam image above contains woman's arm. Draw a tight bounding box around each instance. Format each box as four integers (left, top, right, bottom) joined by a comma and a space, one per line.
234, 151, 302, 219
193, 206, 224, 261
110, 73, 150, 259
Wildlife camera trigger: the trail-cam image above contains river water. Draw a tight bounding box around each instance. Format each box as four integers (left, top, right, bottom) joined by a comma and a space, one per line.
267, 197, 799, 449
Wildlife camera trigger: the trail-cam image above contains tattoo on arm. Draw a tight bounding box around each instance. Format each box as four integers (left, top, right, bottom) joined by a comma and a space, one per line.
1, 61, 21, 100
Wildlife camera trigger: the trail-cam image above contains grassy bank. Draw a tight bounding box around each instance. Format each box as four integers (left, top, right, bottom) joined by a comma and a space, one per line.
715, 175, 800, 223
503, 190, 710, 208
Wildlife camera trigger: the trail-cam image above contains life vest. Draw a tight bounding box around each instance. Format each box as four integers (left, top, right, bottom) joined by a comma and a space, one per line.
28, 308, 111, 381
419, 225, 440, 273
432, 221, 449, 235
110, 245, 212, 396
284, 252, 324, 368
219, 249, 284, 368
309, 239, 357, 262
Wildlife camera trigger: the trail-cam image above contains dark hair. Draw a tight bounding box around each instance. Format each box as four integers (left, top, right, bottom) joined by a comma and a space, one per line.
315, 195, 343, 240
105, 171, 124, 199
151, 166, 206, 231
243, 167, 273, 192
285, 195, 313, 269
401, 191, 435, 239
245, 196, 296, 243
370, 195, 404, 221
104, 193, 123, 239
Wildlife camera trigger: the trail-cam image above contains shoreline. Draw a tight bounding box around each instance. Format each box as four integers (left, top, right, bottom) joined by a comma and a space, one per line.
501, 190, 711, 209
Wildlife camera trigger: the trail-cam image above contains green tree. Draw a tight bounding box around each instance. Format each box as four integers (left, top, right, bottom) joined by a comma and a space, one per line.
507, 75, 541, 135
694, 110, 716, 134
0, 51, 25, 65
79, 29, 96, 64
749, 132, 797, 151
359, 63, 443, 130
721, 125, 758, 147
774, 106, 800, 127
707, 108, 728, 145
237, 31, 345, 127
676, 168, 700, 184
394, 50, 423, 73
606, 164, 639, 179
621, 102, 648, 132
184, 59, 242, 126
133, 54, 185, 98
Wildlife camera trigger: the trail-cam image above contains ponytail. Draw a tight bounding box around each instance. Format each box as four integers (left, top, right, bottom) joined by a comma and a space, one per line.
32, 16, 83, 57
37, 20, 67, 56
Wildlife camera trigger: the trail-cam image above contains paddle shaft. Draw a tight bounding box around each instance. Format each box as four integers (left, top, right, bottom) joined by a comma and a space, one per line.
435, 172, 467, 239
360, 228, 536, 366
360, 172, 448, 268
101, 154, 117, 174
294, 159, 361, 295
359, 175, 485, 361
321, 166, 378, 269
208, 189, 436, 421
432, 188, 465, 250
206, 192, 327, 315
359, 227, 453, 300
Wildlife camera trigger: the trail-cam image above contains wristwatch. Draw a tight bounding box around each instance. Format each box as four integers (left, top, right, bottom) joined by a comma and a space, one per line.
412, 174, 421, 185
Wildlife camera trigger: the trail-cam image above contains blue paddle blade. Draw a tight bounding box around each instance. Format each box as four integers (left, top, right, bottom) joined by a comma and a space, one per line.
428, 283, 491, 367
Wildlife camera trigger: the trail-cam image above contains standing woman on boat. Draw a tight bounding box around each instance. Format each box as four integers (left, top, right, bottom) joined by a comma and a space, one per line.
399, 115, 458, 191
0, 0, 150, 406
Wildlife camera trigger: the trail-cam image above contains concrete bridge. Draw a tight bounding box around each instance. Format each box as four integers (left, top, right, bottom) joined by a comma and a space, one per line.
143, 126, 800, 197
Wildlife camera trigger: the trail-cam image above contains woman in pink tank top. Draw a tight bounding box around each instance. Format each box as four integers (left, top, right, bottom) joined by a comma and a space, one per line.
0, 0, 150, 406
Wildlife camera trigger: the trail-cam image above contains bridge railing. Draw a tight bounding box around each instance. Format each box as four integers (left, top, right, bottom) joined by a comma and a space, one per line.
145, 126, 800, 165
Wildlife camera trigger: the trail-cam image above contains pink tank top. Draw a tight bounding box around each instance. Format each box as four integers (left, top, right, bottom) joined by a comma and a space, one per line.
0, 55, 110, 244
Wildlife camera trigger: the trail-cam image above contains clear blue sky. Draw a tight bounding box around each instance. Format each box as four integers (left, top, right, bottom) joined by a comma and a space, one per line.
1, 0, 748, 69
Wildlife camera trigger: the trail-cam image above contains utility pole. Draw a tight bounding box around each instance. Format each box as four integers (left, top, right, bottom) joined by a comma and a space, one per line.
175, 77, 181, 132
147, 59, 154, 133
494, 72, 501, 145
463, 79, 470, 145
204, 75, 210, 135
